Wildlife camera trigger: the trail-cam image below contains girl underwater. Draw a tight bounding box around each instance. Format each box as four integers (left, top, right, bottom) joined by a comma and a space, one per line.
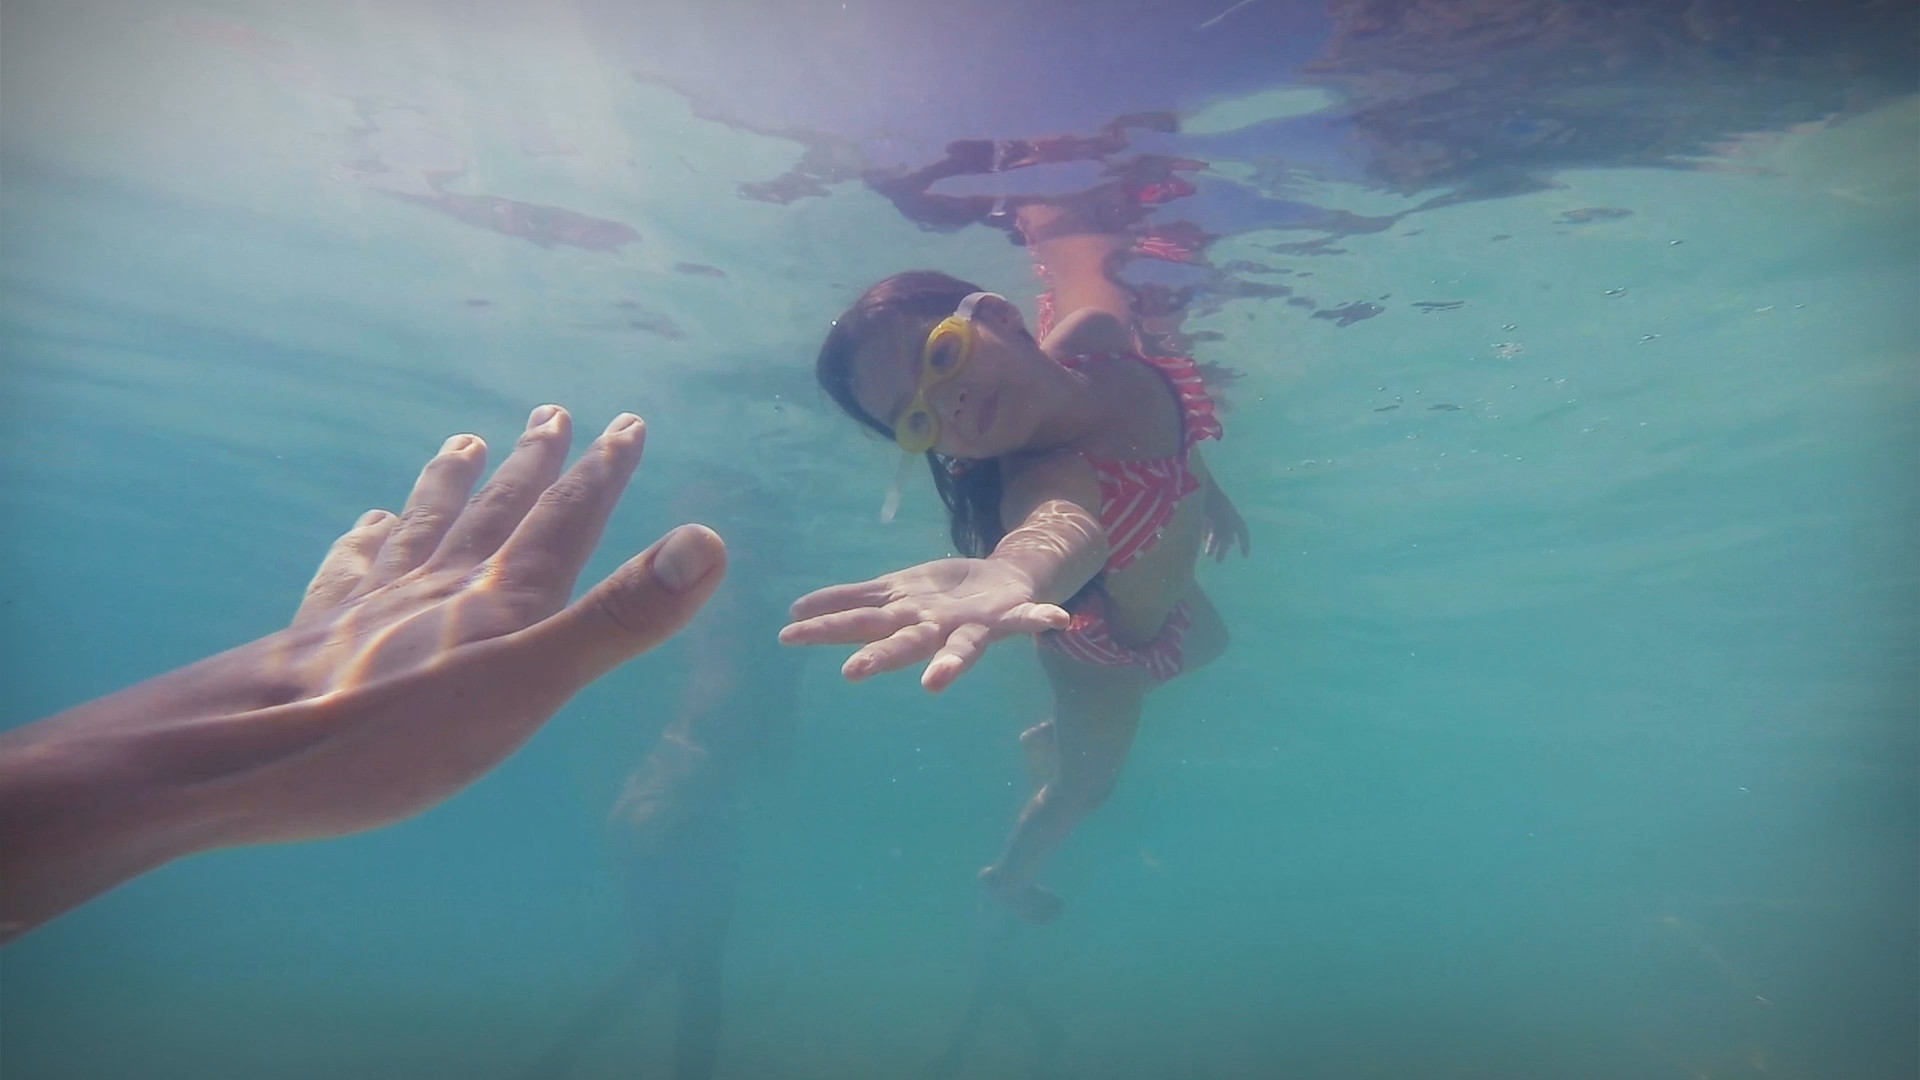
780, 205, 1250, 924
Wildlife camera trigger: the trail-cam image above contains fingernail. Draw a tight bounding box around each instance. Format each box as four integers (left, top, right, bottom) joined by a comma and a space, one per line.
357, 509, 392, 527
652, 525, 719, 592
442, 433, 478, 453
527, 404, 562, 430
605, 412, 643, 437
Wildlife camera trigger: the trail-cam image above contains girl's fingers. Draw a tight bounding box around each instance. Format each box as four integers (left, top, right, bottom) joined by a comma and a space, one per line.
922, 623, 992, 693
297, 509, 396, 620
843, 621, 943, 681
1002, 602, 1071, 634
788, 577, 898, 622
780, 606, 909, 647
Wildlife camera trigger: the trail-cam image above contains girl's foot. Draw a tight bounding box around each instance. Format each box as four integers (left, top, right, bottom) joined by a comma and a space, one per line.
978, 865, 1063, 925
1019, 720, 1057, 789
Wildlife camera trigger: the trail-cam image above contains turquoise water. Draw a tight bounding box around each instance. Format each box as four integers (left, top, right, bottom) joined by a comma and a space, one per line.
2, 3, 1915, 1078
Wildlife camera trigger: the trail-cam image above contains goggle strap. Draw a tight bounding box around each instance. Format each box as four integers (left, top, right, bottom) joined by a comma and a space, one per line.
878, 450, 917, 523
954, 291, 1004, 320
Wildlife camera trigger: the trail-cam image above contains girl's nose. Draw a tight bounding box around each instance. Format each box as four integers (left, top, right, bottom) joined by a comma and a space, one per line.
929, 379, 969, 420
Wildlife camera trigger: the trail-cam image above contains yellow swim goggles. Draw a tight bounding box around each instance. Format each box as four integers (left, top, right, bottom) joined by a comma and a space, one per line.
893, 291, 1004, 454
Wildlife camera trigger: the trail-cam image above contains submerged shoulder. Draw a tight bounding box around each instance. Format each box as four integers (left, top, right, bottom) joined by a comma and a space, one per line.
1069, 357, 1188, 460
1041, 307, 1131, 358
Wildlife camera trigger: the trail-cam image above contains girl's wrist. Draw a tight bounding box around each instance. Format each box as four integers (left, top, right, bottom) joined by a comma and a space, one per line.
989, 541, 1096, 607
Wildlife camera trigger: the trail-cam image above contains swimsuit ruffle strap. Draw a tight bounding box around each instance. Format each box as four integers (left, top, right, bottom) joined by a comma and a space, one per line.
1138, 352, 1223, 448
1048, 350, 1222, 448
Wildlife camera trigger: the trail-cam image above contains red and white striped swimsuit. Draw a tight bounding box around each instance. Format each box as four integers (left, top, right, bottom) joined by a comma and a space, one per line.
1040, 349, 1222, 680
1056, 350, 1221, 572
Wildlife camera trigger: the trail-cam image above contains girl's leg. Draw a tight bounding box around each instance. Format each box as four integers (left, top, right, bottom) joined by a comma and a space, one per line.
980, 653, 1150, 923
1020, 587, 1222, 792
1019, 719, 1057, 789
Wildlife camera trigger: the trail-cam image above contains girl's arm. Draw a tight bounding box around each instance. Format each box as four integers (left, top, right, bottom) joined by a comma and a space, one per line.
991, 452, 1110, 606
1190, 450, 1251, 561
1016, 202, 1137, 353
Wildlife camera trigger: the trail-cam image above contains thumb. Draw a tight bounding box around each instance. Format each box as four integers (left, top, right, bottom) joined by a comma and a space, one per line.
1004, 602, 1071, 634
516, 523, 728, 683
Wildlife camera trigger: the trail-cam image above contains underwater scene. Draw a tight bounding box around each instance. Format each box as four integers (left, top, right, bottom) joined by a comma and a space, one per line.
1, 1, 1914, 1078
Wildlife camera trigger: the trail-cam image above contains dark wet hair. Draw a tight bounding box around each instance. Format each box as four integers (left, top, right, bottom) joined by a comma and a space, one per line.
817, 270, 1006, 557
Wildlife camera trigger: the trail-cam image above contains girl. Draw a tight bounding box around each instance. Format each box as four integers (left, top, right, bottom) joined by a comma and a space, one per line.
781, 210, 1249, 923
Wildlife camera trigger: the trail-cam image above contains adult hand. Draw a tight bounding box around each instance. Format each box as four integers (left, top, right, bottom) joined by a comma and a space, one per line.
0, 405, 726, 941
780, 558, 1068, 692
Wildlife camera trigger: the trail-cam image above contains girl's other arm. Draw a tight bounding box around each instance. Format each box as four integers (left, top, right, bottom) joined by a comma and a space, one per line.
1190, 450, 1251, 561
1016, 202, 1136, 353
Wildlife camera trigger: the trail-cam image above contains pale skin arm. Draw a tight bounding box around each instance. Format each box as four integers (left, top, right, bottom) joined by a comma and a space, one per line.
781, 454, 1107, 692
0, 405, 727, 943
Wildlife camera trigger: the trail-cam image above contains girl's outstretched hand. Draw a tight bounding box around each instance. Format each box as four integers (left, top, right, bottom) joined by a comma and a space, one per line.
781, 559, 1071, 692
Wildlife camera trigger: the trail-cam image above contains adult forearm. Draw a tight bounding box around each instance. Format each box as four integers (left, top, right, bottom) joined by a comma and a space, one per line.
988, 499, 1107, 607
0, 715, 216, 942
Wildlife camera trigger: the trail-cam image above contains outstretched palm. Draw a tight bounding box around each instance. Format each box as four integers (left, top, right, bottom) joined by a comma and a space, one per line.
781, 558, 1069, 692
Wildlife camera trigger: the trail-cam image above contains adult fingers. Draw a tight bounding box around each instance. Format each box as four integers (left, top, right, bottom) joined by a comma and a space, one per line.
509, 524, 728, 685
788, 577, 899, 622
424, 404, 573, 573
921, 622, 992, 693
358, 434, 488, 593
778, 606, 910, 647
842, 620, 944, 682
297, 509, 395, 621
488, 413, 646, 598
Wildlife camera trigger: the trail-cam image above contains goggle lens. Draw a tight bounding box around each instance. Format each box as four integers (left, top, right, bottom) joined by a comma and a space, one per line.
925, 323, 970, 377
897, 406, 937, 453
890, 292, 1003, 456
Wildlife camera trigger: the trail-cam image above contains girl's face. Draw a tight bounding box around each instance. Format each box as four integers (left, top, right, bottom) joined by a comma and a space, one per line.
849, 298, 1042, 459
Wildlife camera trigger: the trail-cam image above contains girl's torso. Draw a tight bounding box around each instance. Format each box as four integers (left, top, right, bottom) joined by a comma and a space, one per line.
1002, 351, 1219, 644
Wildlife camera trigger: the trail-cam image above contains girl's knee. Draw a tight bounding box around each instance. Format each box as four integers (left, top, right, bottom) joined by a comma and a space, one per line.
1052, 770, 1119, 812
